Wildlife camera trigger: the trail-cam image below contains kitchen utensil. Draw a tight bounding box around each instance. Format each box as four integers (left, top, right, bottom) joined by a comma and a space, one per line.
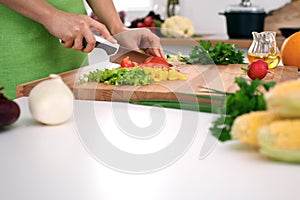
61, 35, 152, 62
219, 0, 267, 39
61, 35, 166, 65
109, 46, 153, 64
86, 35, 120, 56
279, 27, 300, 38
59, 35, 119, 56
83, 35, 155, 64
90, 36, 172, 67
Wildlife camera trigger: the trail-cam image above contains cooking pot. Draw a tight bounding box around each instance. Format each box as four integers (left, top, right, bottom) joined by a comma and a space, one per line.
219, 0, 268, 39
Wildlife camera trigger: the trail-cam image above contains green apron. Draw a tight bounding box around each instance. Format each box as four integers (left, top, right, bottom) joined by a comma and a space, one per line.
0, 0, 88, 99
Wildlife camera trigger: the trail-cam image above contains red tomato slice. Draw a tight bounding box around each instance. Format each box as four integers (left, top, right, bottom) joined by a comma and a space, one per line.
120, 56, 169, 69
120, 56, 129, 68
120, 56, 137, 68
139, 56, 170, 69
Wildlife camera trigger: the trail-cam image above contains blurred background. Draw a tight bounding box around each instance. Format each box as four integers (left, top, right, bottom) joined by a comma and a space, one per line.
108, 0, 291, 35
85, 0, 296, 63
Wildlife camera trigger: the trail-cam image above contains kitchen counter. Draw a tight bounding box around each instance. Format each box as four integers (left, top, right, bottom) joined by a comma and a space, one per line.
160, 34, 286, 49
1, 97, 300, 200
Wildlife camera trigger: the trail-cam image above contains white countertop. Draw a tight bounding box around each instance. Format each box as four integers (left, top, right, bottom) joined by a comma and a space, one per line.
0, 97, 299, 200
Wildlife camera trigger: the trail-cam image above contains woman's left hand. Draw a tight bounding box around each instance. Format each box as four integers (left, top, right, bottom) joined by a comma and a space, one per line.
113, 28, 165, 58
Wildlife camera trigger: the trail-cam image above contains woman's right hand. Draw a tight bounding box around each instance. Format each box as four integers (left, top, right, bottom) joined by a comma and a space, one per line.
0, 0, 116, 53
42, 9, 116, 53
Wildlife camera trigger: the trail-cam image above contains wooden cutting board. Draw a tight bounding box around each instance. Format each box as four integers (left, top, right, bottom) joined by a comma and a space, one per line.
16, 64, 299, 102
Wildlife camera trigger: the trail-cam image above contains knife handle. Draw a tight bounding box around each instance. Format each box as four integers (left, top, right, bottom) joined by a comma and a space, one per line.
81, 37, 106, 49
82, 38, 88, 48
59, 36, 119, 56
61, 38, 97, 48
59, 39, 84, 47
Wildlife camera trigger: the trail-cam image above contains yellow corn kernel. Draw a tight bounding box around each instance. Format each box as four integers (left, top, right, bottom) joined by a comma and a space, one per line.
231, 111, 279, 147
160, 70, 169, 81
266, 80, 300, 96
168, 69, 179, 80
143, 67, 186, 82
268, 120, 300, 149
179, 73, 187, 80
265, 79, 300, 118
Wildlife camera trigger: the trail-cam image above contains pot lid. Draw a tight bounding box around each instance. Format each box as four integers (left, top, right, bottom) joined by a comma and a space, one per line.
225, 0, 265, 13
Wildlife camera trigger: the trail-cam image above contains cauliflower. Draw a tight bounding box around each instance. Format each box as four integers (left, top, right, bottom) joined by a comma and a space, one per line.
259, 120, 300, 163
265, 79, 300, 118
231, 111, 279, 147
161, 15, 195, 38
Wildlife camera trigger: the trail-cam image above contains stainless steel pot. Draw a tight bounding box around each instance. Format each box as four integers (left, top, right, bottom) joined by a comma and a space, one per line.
219, 0, 268, 39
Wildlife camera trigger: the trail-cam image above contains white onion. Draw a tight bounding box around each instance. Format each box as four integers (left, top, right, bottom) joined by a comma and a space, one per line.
28, 74, 74, 125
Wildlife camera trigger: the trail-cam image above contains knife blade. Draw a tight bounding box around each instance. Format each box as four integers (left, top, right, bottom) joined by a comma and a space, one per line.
84, 35, 120, 56
109, 45, 154, 64
82, 35, 153, 64
61, 35, 168, 66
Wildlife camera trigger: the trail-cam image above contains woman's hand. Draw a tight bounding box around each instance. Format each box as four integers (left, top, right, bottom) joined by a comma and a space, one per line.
43, 10, 116, 53
113, 28, 165, 58
86, 0, 165, 57
0, 0, 116, 53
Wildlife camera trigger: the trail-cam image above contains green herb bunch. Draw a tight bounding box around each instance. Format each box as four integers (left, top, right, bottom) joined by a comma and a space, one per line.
182, 40, 245, 65
210, 77, 276, 142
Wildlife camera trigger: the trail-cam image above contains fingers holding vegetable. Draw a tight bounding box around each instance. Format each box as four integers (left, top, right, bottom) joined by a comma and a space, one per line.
113, 28, 165, 57
144, 47, 165, 58
139, 29, 165, 58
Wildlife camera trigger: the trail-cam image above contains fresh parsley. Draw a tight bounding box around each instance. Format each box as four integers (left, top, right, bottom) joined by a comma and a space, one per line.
182, 40, 245, 65
210, 77, 276, 141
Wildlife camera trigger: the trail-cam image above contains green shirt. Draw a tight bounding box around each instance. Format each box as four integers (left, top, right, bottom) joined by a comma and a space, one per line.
0, 0, 88, 99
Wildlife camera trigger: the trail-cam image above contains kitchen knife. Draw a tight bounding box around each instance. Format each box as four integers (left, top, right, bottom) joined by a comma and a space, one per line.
60, 35, 157, 64
90, 35, 154, 64
109, 45, 154, 64
83, 35, 120, 56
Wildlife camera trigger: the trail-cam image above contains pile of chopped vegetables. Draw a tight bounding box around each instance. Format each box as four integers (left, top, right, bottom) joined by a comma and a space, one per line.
80, 67, 153, 86
80, 56, 187, 85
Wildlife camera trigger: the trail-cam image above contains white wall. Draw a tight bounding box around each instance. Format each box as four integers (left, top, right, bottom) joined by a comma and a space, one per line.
152, 0, 291, 34
86, 0, 291, 35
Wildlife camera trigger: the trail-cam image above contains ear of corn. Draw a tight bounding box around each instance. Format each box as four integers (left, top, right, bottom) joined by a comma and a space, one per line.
231, 79, 300, 163
259, 121, 300, 163
266, 120, 300, 149
231, 111, 279, 147
265, 80, 300, 118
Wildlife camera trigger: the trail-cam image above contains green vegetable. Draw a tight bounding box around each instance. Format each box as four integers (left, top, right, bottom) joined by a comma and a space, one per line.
182, 40, 245, 65
129, 77, 276, 142
80, 67, 153, 86
130, 92, 226, 114
210, 77, 276, 142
